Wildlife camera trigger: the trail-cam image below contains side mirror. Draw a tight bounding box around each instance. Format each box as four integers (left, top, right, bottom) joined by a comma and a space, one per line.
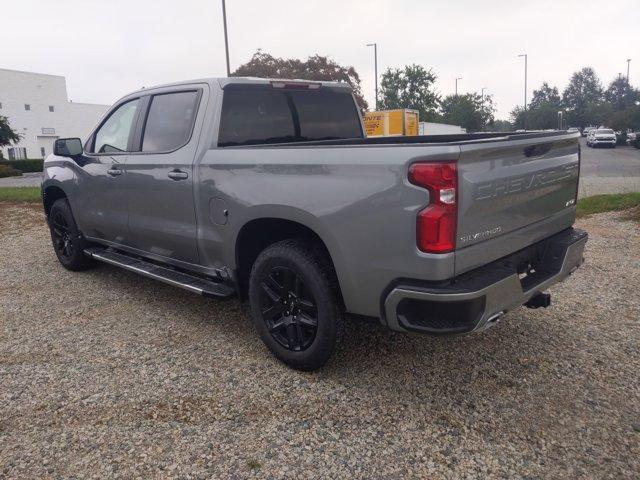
54, 138, 83, 157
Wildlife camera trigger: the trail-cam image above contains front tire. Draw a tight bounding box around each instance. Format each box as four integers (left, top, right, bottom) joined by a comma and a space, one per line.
48, 198, 95, 271
248, 239, 342, 371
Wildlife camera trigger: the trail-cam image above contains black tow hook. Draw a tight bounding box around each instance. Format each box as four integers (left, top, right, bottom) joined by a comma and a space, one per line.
525, 292, 551, 309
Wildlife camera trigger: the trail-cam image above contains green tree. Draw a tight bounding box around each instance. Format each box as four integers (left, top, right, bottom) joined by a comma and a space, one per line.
511, 104, 563, 130
511, 82, 563, 130
232, 50, 368, 111
584, 101, 615, 127
605, 76, 640, 111
530, 82, 561, 109
378, 64, 440, 121
0, 116, 21, 151
491, 119, 513, 132
440, 93, 495, 132
562, 67, 604, 127
608, 105, 640, 131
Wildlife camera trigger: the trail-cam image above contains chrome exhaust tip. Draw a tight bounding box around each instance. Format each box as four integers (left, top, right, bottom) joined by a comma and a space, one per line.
476, 311, 505, 332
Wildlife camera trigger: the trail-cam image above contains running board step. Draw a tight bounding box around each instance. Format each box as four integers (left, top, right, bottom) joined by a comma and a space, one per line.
84, 247, 235, 299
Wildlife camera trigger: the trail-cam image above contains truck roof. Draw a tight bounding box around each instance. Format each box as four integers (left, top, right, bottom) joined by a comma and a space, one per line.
130, 77, 352, 95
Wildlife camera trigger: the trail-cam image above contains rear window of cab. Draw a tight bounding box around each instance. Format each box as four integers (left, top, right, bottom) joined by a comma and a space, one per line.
218, 86, 363, 147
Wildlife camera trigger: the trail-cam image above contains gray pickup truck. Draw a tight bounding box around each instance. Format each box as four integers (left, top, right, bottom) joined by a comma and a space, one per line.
43, 77, 587, 370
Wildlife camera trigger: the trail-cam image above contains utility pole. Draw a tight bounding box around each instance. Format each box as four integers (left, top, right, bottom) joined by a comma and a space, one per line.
481, 87, 487, 102
518, 54, 528, 129
366, 43, 378, 110
221, 0, 231, 76
455, 77, 462, 96
627, 58, 632, 85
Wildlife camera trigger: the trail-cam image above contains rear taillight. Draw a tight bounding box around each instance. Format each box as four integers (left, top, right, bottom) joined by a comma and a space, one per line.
409, 162, 458, 253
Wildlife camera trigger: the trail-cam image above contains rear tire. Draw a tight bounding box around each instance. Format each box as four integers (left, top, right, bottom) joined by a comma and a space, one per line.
248, 239, 342, 371
48, 198, 96, 271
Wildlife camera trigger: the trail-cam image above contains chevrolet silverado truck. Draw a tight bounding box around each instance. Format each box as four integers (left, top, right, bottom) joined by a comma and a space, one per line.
42, 77, 587, 370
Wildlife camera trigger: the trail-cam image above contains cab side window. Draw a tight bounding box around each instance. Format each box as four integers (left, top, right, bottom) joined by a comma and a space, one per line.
92, 99, 140, 153
141, 91, 200, 152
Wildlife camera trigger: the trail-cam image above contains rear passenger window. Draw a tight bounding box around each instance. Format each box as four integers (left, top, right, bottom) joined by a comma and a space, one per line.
142, 91, 200, 152
218, 90, 295, 147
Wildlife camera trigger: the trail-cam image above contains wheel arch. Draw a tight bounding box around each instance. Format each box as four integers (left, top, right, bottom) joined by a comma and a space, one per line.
234, 217, 345, 304
42, 184, 69, 218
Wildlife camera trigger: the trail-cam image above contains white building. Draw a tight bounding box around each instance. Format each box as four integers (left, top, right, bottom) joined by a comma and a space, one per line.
419, 122, 466, 135
0, 68, 109, 160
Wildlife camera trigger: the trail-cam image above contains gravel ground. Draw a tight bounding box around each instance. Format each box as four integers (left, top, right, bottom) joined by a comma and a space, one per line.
1, 203, 638, 479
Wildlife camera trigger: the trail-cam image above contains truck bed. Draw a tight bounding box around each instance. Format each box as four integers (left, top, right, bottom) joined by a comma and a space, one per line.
219, 131, 575, 148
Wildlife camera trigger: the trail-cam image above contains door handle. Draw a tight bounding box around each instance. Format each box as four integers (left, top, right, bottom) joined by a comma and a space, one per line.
168, 169, 189, 181
107, 168, 122, 177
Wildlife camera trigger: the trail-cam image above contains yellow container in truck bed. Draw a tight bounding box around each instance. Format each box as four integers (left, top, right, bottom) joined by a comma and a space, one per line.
363, 109, 419, 137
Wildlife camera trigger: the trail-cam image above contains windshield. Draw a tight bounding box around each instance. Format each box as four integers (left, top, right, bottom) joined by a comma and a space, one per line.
597, 129, 614, 134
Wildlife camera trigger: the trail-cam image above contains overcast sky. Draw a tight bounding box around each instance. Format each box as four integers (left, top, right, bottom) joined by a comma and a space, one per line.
2, 0, 638, 119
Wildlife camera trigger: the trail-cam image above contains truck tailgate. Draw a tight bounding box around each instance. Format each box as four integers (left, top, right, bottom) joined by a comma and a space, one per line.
455, 133, 580, 275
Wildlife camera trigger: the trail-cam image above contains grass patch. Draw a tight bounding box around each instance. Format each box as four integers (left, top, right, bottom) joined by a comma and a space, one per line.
0, 187, 41, 203
577, 192, 640, 218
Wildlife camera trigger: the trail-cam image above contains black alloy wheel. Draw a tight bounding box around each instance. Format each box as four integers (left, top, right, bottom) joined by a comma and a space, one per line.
51, 210, 75, 261
48, 198, 95, 271
259, 266, 318, 351
248, 239, 342, 371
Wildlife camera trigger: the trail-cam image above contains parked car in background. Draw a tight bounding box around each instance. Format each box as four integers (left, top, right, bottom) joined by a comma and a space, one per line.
581, 127, 596, 137
626, 131, 637, 145
588, 128, 617, 148
567, 127, 580, 134
41, 77, 588, 370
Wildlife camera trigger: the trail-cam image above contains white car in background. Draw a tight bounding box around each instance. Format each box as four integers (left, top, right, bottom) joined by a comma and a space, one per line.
567, 127, 580, 134
582, 126, 596, 137
588, 128, 617, 148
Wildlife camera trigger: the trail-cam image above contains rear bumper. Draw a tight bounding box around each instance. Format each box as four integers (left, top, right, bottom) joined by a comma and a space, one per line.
383, 227, 588, 335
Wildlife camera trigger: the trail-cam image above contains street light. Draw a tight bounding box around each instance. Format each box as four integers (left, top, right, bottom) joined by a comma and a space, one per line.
366, 43, 378, 110
558, 110, 563, 131
455, 77, 462, 96
627, 58, 632, 84
481, 87, 487, 101
221, 0, 231, 76
518, 54, 528, 111
518, 54, 528, 130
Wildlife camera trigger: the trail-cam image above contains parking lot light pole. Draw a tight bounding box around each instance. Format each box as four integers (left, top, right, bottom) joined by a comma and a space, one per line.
558, 111, 563, 130
366, 43, 378, 110
627, 58, 632, 84
518, 54, 527, 111
481, 87, 487, 102
455, 77, 462, 96
518, 54, 528, 129
221, 0, 231, 77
